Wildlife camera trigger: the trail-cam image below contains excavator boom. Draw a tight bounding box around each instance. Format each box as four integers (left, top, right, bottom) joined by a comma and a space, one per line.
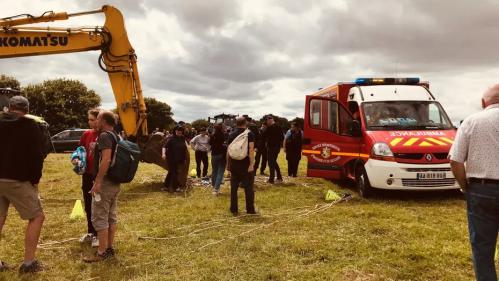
0, 5, 167, 168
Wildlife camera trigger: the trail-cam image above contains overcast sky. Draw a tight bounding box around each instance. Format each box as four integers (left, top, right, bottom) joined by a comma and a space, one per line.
1, 0, 498, 123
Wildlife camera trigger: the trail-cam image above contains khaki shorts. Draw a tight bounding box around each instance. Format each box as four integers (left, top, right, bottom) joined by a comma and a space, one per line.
91, 178, 120, 231
0, 180, 43, 220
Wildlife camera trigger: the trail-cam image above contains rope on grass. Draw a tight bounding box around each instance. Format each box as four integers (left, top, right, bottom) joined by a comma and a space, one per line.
126, 194, 352, 269
38, 237, 78, 249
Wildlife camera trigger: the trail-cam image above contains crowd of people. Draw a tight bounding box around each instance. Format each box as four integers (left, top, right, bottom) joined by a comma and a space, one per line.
161, 115, 304, 194
0, 95, 303, 273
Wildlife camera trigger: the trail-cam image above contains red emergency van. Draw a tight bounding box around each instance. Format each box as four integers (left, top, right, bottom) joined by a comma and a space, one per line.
302, 78, 459, 197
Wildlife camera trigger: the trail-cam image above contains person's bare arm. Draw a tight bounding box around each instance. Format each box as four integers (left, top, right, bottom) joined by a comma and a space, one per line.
91, 148, 112, 195
450, 160, 467, 191
248, 142, 255, 172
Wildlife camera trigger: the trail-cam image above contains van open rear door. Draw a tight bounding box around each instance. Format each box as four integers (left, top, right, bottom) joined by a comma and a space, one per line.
303, 95, 361, 180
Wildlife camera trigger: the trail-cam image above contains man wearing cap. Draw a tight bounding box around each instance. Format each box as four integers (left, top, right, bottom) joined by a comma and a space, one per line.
263, 115, 284, 184
449, 84, 499, 281
0, 96, 45, 273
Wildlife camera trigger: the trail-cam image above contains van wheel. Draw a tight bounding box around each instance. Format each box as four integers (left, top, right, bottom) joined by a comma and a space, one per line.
356, 166, 374, 198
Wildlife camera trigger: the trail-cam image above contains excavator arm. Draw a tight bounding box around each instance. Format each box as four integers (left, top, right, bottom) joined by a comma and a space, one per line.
0, 5, 147, 138
0, 5, 168, 167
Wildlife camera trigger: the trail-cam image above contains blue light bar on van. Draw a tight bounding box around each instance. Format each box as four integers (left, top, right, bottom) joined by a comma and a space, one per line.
355, 77, 420, 85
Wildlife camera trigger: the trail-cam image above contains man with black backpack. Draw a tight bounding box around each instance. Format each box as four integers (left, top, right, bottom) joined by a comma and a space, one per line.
84, 110, 121, 263
227, 117, 256, 215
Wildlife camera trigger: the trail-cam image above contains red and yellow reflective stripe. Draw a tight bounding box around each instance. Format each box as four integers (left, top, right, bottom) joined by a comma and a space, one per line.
390, 137, 403, 146
439, 137, 454, 144
302, 149, 369, 159
389, 137, 455, 147
403, 138, 419, 146
302, 149, 320, 155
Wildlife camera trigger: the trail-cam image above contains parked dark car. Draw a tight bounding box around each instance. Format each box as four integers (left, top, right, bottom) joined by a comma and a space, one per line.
51, 129, 87, 153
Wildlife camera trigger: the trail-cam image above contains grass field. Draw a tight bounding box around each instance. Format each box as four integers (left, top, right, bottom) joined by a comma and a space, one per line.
0, 150, 477, 280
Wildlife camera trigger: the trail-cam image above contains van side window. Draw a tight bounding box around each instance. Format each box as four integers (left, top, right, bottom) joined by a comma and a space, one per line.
309, 99, 338, 133
339, 106, 354, 136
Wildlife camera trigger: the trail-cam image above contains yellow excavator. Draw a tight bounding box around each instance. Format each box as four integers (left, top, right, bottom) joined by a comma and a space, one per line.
0, 5, 172, 169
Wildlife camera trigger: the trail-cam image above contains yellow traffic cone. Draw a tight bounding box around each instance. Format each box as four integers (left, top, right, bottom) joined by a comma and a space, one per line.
70, 199, 85, 220
325, 190, 341, 201
190, 169, 197, 178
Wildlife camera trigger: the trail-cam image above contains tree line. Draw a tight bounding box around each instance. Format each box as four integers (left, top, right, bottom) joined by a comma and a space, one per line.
0, 74, 174, 135
0, 74, 304, 135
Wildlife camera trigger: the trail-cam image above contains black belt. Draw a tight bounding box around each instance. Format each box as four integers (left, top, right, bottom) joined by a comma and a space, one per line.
469, 178, 499, 185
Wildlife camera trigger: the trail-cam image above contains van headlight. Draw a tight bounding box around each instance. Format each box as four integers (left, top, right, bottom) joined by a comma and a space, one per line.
372, 142, 394, 158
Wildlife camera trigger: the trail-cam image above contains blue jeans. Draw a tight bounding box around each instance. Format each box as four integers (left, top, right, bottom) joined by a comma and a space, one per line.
466, 182, 499, 281
211, 154, 226, 190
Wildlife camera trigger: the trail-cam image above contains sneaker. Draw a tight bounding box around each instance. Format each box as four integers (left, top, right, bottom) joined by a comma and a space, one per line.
19, 260, 43, 274
91, 236, 99, 248
83, 251, 110, 263
276, 178, 283, 184
79, 233, 94, 243
212, 190, 218, 195
266, 179, 275, 184
105, 247, 115, 257
0, 261, 10, 272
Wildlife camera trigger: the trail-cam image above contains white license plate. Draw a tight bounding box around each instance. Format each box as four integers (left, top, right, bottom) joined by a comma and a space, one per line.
417, 172, 446, 180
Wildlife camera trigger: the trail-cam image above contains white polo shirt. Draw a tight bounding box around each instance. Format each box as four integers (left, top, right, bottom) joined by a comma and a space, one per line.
449, 103, 499, 180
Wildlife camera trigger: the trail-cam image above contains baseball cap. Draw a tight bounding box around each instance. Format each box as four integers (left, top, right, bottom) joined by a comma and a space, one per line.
9, 95, 29, 111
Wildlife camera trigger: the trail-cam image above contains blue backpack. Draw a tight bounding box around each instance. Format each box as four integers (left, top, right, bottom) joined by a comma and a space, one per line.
105, 131, 141, 183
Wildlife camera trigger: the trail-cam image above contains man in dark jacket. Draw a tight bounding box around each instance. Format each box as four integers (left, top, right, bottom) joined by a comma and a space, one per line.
253, 123, 268, 175
162, 126, 188, 192
263, 115, 284, 184
0, 96, 45, 273
284, 122, 303, 177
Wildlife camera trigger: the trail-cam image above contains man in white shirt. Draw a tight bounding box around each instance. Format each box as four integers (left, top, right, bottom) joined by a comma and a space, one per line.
449, 84, 499, 281
190, 127, 211, 178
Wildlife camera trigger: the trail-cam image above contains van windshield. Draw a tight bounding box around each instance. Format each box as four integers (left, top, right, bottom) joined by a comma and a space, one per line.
362, 101, 453, 130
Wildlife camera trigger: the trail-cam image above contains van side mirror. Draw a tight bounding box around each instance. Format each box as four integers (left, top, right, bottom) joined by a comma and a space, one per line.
350, 120, 361, 137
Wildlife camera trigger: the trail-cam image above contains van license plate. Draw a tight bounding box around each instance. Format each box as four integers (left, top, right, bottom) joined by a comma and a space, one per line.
417, 172, 446, 180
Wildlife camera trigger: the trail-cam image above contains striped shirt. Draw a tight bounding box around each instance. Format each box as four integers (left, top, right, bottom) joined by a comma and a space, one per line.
449, 103, 499, 180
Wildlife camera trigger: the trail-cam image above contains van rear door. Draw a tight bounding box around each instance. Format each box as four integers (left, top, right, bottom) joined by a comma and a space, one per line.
303, 95, 361, 179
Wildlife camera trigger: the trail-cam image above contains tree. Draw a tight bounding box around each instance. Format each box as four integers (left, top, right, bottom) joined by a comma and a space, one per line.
259, 114, 290, 132
0, 74, 21, 110
191, 119, 210, 131
144, 97, 174, 134
23, 78, 101, 134
0, 74, 21, 90
290, 117, 304, 129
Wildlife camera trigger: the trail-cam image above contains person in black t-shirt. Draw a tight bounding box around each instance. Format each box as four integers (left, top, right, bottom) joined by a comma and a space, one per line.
227, 117, 256, 215
263, 115, 284, 183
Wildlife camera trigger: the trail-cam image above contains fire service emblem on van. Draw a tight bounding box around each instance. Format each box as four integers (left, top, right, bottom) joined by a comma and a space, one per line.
425, 154, 433, 162
311, 143, 341, 164
321, 147, 331, 159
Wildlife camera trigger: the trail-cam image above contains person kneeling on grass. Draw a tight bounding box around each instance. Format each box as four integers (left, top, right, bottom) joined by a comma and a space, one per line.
84, 110, 120, 263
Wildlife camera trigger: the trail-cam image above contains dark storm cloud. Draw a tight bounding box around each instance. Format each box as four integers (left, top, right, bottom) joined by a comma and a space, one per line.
1, 0, 498, 122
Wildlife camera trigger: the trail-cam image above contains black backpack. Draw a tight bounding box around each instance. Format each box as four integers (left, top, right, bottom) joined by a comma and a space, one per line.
105, 131, 141, 183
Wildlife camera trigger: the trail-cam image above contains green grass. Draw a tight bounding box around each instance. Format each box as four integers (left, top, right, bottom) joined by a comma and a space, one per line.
0, 150, 476, 280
